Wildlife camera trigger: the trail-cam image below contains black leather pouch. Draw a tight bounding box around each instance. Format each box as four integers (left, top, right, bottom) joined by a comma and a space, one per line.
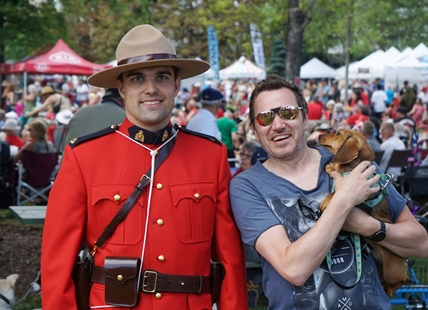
210, 261, 225, 304
104, 256, 141, 307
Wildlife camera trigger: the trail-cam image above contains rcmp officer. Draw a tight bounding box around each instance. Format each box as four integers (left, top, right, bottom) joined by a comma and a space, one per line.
41, 25, 248, 309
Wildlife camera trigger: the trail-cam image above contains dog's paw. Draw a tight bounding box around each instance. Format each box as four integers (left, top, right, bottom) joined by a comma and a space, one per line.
325, 163, 337, 177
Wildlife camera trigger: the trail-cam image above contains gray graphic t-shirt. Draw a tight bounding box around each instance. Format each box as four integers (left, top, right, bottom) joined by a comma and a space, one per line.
230, 146, 405, 310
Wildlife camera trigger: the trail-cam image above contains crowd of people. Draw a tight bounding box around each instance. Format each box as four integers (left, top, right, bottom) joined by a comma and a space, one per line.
0, 23, 428, 310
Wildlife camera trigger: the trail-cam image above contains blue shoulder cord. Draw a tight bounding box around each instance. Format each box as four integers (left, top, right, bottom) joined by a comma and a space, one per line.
326, 172, 393, 289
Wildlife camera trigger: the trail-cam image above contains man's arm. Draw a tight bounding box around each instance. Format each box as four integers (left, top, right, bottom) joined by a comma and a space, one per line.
25, 96, 53, 117
343, 205, 428, 258
256, 162, 380, 286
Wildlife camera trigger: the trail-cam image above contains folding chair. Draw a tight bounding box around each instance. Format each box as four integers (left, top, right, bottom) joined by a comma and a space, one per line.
404, 166, 428, 216
52, 124, 67, 151
384, 148, 412, 195
16, 150, 59, 206
373, 150, 385, 165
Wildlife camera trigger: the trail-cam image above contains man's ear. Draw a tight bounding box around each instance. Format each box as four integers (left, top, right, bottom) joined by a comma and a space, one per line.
116, 80, 125, 100
174, 77, 181, 97
252, 125, 260, 141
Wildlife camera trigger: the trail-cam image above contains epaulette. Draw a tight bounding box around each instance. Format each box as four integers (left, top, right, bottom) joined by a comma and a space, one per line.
174, 124, 222, 146
69, 124, 119, 148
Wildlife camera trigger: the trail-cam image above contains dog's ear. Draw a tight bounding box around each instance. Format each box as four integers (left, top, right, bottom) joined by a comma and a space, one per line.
333, 137, 360, 164
359, 142, 375, 162
6, 274, 19, 287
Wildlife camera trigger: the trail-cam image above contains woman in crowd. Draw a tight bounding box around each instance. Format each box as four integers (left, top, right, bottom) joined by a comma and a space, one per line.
2, 83, 16, 112
14, 119, 56, 162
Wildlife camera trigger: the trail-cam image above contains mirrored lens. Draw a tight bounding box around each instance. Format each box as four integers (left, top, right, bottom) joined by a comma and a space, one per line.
256, 111, 275, 126
255, 106, 302, 126
279, 106, 299, 120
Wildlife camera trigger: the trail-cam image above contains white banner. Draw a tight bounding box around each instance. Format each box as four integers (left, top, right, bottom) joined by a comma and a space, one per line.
250, 23, 266, 72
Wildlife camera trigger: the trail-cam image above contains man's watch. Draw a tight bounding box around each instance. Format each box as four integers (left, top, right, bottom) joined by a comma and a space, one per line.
368, 221, 386, 242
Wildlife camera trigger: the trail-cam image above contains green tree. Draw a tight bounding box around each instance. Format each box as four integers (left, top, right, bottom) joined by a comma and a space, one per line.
151, 0, 266, 69
267, 38, 286, 77
0, 0, 67, 62
59, 0, 155, 63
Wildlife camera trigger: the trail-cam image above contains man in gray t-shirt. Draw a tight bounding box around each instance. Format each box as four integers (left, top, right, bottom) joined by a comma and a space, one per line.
230, 74, 428, 310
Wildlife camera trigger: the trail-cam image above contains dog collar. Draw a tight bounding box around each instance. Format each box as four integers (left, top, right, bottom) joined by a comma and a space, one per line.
0, 293, 11, 306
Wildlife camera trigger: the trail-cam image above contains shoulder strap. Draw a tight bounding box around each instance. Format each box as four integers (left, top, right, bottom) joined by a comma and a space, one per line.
90, 129, 177, 256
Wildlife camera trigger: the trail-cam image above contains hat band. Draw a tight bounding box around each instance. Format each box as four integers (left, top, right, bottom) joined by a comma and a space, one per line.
118, 53, 178, 66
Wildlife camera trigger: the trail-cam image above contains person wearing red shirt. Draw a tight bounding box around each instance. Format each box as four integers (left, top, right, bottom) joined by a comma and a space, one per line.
2, 119, 24, 150
307, 95, 324, 120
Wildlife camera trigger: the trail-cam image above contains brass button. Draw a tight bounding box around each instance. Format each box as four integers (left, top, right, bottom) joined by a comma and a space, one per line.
111, 124, 117, 129
156, 183, 163, 190
157, 219, 164, 226
114, 194, 121, 202
194, 193, 200, 199
158, 255, 165, 262
155, 293, 162, 299
117, 275, 123, 281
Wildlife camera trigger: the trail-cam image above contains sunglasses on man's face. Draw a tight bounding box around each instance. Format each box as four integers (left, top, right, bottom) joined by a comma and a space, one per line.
254, 106, 303, 126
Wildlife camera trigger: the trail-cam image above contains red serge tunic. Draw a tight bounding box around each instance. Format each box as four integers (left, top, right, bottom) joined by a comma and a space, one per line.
41, 118, 247, 310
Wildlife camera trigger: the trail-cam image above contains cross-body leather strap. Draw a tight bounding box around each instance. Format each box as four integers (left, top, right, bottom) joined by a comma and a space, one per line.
92, 129, 177, 254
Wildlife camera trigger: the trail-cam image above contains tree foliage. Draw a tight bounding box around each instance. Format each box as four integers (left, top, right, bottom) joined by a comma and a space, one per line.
59, 0, 155, 63
1, 0, 427, 78
150, 0, 266, 69
0, 0, 67, 62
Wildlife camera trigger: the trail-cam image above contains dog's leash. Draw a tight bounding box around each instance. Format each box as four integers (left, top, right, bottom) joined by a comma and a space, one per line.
326, 171, 393, 289
5, 271, 41, 308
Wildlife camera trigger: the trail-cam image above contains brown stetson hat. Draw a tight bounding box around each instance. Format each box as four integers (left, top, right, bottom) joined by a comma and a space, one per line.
88, 24, 210, 88
40, 86, 57, 97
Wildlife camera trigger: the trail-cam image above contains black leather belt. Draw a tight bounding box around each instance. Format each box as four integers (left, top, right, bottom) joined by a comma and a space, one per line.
91, 266, 211, 294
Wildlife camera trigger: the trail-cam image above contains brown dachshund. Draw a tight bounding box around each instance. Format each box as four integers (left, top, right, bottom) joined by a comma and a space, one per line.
319, 129, 408, 297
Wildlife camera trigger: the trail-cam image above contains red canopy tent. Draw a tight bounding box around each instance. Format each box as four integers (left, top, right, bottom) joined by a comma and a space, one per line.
2, 39, 111, 75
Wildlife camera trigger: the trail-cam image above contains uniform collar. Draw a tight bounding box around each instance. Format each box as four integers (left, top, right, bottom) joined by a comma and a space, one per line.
127, 121, 173, 145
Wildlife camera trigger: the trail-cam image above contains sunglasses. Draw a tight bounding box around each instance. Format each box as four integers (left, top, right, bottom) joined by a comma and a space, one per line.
254, 106, 303, 126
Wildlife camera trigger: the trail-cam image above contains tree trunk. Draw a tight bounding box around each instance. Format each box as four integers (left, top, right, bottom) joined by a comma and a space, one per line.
344, 0, 354, 106
286, 0, 311, 83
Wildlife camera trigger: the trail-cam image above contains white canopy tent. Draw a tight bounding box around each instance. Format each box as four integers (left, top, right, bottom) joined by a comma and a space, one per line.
219, 56, 266, 80
347, 50, 385, 80
384, 43, 428, 89
300, 57, 337, 79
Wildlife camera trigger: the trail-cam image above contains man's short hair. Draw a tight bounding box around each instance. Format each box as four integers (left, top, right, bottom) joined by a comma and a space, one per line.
362, 121, 375, 136
381, 121, 395, 133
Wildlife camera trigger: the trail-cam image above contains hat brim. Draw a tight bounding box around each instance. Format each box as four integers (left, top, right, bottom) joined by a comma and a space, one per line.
40, 91, 58, 97
88, 59, 210, 88
3, 126, 20, 131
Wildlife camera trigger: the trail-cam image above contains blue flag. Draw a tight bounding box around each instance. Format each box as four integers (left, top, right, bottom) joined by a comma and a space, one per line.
207, 25, 219, 80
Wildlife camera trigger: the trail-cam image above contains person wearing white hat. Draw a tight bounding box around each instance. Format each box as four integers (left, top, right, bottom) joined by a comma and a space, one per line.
41, 24, 247, 310
2, 118, 24, 152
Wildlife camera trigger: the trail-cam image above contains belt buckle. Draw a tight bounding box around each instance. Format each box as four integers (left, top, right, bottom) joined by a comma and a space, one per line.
142, 270, 158, 293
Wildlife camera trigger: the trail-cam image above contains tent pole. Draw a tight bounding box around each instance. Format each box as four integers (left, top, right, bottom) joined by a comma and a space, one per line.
24, 71, 28, 97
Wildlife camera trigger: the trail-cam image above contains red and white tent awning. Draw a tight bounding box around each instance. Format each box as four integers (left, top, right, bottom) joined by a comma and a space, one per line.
1, 39, 111, 75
